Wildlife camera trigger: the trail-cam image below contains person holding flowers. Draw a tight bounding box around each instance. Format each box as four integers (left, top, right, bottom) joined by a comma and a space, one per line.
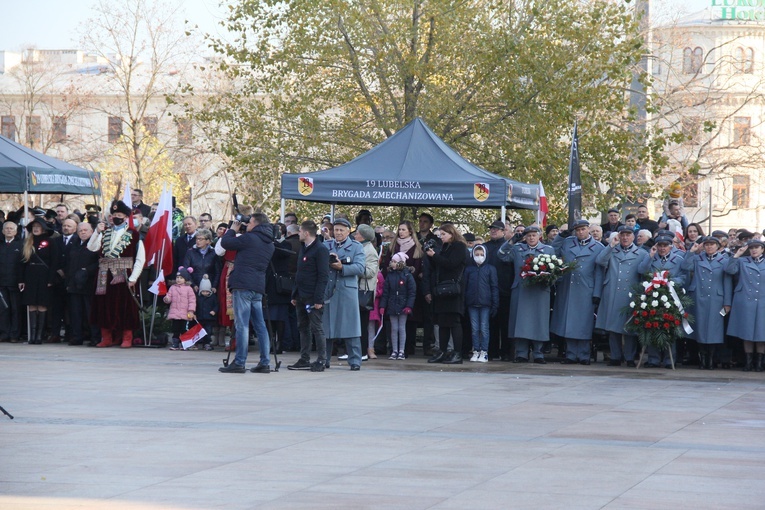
595, 225, 650, 367
681, 236, 732, 369
551, 219, 605, 365
643, 232, 687, 368
725, 238, 765, 372
498, 226, 556, 363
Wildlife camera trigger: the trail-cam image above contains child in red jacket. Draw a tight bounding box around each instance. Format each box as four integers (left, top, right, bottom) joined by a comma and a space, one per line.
164, 267, 197, 350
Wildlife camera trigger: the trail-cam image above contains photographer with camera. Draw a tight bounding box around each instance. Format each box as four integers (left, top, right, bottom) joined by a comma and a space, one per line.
324, 218, 366, 370
218, 213, 275, 374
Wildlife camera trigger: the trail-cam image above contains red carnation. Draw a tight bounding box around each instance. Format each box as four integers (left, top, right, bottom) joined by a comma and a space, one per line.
653, 322, 660, 328
634, 319, 640, 325
645, 323, 652, 329
540, 265, 547, 270
675, 319, 680, 326
633, 311, 638, 316
642, 311, 648, 317
664, 323, 671, 329
649, 310, 656, 316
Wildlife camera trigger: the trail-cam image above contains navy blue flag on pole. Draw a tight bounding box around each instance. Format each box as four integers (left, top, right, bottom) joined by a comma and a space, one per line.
567, 122, 582, 225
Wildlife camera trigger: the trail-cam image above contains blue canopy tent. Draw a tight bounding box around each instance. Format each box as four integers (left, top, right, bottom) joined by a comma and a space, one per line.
280, 117, 539, 219
0, 135, 101, 196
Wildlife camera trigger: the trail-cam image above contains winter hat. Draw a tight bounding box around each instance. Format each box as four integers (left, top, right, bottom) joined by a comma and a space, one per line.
177, 266, 193, 282
199, 274, 212, 293
356, 224, 375, 243
391, 252, 409, 265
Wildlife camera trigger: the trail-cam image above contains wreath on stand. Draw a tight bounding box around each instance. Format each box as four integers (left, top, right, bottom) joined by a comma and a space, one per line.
624, 270, 694, 369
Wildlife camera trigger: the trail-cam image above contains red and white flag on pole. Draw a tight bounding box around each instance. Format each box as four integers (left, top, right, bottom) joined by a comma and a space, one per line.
180, 322, 207, 350
537, 181, 548, 228
144, 187, 173, 278
122, 182, 134, 226
147, 270, 167, 296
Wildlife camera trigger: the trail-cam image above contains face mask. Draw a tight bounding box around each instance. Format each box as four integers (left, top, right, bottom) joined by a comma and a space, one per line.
132, 218, 141, 228
474, 255, 486, 265
112, 217, 125, 226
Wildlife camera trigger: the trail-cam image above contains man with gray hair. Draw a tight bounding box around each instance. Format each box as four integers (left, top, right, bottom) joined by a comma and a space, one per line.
0, 221, 22, 342
636, 229, 652, 251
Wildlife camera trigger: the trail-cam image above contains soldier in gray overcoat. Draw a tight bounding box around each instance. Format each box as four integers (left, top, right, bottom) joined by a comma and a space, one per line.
595, 225, 650, 366
725, 239, 765, 372
644, 232, 686, 368
681, 236, 732, 369
498, 226, 556, 363
323, 218, 366, 370
550, 220, 604, 364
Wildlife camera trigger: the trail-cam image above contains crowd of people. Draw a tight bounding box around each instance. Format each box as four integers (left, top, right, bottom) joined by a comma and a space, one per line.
2, 193, 765, 374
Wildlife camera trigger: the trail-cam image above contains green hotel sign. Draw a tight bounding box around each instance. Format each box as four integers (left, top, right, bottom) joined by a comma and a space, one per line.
712, 0, 765, 20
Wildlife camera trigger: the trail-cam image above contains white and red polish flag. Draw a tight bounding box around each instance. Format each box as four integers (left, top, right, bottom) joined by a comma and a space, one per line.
144, 187, 173, 278
180, 322, 207, 350
147, 270, 167, 296
537, 181, 548, 228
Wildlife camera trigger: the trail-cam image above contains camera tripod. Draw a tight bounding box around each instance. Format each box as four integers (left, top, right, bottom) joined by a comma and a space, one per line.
221, 294, 281, 372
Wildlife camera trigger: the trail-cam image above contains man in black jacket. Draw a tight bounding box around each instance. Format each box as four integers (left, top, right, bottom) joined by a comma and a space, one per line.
48, 217, 79, 343
66, 221, 100, 346
288, 220, 330, 372
0, 221, 23, 342
218, 213, 275, 374
172, 216, 197, 276
483, 220, 514, 360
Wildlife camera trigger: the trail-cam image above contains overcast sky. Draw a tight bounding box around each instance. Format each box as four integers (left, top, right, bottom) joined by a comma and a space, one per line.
1, 0, 714, 52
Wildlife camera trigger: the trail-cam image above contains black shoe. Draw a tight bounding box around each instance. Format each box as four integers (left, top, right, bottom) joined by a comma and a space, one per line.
288, 359, 311, 370
350, 364, 360, 371
513, 357, 529, 363
309, 361, 325, 372
644, 362, 659, 368
626, 360, 636, 368
608, 360, 622, 366
533, 358, 547, 365
442, 351, 463, 364
250, 364, 270, 373
219, 363, 246, 373
427, 351, 445, 363
561, 358, 577, 364
580, 360, 591, 366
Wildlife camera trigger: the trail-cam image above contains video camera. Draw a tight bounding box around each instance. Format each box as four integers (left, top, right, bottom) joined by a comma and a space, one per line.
422, 239, 439, 253
229, 194, 249, 233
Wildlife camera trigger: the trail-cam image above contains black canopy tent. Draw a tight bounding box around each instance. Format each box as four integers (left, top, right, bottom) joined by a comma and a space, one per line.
280, 117, 539, 220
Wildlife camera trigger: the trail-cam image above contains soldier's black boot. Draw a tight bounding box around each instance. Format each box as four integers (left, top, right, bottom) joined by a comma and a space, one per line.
35, 311, 47, 345
706, 345, 715, 370
698, 347, 706, 370
743, 353, 753, 372
28, 311, 39, 345
755, 353, 764, 373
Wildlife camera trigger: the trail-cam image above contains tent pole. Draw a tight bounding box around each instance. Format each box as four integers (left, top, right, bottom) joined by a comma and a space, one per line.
330, 203, 335, 222
280, 198, 285, 223
500, 206, 506, 223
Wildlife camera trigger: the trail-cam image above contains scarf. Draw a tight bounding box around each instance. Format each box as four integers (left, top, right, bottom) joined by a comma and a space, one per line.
397, 236, 415, 254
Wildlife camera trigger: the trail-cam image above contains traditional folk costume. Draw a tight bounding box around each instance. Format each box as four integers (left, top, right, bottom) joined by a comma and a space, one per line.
87, 200, 145, 348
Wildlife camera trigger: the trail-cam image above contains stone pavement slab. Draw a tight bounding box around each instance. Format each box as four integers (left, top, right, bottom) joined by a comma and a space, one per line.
1, 344, 764, 509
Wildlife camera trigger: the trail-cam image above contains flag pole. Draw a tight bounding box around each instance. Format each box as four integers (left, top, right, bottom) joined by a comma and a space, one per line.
147, 242, 164, 346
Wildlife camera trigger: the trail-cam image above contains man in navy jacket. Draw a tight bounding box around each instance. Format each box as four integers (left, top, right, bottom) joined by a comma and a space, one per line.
218, 213, 275, 374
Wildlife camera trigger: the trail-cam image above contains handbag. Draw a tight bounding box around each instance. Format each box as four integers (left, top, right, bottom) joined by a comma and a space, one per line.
270, 262, 295, 296
434, 279, 461, 297
358, 278, 374, 311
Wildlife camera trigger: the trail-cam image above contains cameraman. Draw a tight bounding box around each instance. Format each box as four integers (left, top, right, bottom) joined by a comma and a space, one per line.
218, 213, 275, 374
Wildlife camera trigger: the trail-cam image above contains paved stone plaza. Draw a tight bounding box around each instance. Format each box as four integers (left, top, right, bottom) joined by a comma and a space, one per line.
1, 344, 764, 509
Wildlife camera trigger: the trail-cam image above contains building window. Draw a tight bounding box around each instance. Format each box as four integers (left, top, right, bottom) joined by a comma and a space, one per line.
734, 47, 755, 74
142, 116, 158, 138
733, 116, 751, 146
681, 117, 700, 144
682, 182, 698, 208
683, 47, 703, 74
732, 175, 749, 208
108, 116, 123, 143
1, 116, 16, 141
176, 118, 192, 145
26, 116, 41, 147
52, 116, 67, 143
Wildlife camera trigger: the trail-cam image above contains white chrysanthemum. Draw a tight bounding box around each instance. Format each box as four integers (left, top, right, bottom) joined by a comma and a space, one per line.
652, 292, 659, 298
640, 295, 647, 301
629, 292, 633, 298
549, 263, 555, 269
642, 282, 650, 289
533, 265, 539, 270
630, 302, 635, 308
651, 300, 659, 307
660, 295, 668, 303
640, 303, 647, 309
664, 302, 671, 308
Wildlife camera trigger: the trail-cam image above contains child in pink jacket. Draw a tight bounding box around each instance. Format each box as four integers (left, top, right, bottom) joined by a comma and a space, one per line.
164, 267, 197, 350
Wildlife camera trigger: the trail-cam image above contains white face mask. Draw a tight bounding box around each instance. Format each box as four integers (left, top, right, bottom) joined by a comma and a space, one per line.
474, 255, 486, 265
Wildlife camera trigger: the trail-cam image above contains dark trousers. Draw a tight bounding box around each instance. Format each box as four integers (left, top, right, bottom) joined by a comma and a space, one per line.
360, 308, 370, 353
49, 283, 68, 339
439, 319, 463, 353
296, 298, 327, 363
0, 287, 20, 339
68, 293, 99, 344
488, 294, 511, 358
283, 304, 299, 350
